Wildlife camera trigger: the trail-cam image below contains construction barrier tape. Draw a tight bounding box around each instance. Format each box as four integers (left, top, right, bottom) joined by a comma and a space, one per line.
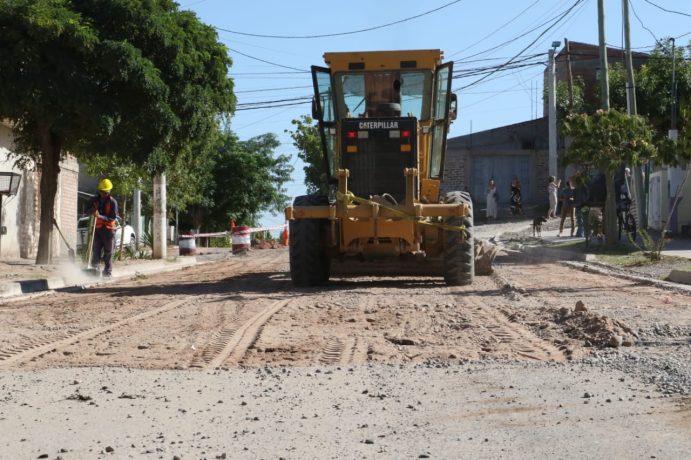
180, 224, 287, 239
336, 191, 467, 234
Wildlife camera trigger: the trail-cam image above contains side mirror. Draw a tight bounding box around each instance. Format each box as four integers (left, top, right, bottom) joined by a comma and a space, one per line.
311, 97, 320, 119
449, 93, 458, 121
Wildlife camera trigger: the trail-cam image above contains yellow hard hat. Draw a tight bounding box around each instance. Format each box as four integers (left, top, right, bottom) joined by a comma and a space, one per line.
98, 178, 113, 192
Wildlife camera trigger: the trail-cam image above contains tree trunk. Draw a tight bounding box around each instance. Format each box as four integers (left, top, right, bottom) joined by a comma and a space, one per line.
35, 122, 62, 265
604, 172, 617, 245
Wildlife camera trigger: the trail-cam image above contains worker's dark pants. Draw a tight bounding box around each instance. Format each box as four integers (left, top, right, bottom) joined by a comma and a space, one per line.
91, 228, 115, 276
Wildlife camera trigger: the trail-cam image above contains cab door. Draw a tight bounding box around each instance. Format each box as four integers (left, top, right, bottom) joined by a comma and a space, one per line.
428, 62, 453, 179
311, 66, 338, 183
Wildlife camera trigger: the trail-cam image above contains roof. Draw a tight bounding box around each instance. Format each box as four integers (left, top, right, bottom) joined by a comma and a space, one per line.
322, 49, 444, 71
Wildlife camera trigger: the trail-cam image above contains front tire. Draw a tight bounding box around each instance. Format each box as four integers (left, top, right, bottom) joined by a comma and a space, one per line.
289, 195, 330, 287
443, 191, 475, 286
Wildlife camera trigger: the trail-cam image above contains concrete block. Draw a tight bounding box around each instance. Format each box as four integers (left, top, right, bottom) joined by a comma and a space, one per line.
667, 269, 691, 285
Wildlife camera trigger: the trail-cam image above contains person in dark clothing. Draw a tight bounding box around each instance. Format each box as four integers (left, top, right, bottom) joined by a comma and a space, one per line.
88, 178, 119, 277
572, 176, 590, 238
558, 180, 576, 237
510, 177, 523, 215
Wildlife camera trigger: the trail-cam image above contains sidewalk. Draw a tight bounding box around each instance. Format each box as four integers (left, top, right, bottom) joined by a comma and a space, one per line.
0, 247, 231, 299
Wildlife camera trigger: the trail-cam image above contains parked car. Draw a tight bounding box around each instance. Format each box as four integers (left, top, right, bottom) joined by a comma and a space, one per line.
77, 216, 136, 250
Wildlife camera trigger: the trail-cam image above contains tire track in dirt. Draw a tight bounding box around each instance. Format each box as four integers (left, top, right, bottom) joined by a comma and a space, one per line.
0, 299, 187, 369
207, 298, 293, 368
459, 295, 565, 361
188, 300, 240, 368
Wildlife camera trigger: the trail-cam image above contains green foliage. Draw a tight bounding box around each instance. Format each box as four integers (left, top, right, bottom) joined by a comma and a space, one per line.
286, 115, 329, 195
562, 109, 656, 173
554, 77, 587, 119
203, 131, 293, 230
0, 0, 235, 263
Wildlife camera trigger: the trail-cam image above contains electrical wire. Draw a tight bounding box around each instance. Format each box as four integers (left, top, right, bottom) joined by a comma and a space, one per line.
214, 0, 463, 39
629, 0, 660, 44
454, 0, 575, 62
447, 0, 543, 58
459, 0, 584, 91
228, 47, 307, 72
235, 85, 313, 94
642, 0, 691, 18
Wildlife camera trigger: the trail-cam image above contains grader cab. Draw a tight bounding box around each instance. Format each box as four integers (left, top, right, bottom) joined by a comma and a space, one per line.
285, 50, 474, 286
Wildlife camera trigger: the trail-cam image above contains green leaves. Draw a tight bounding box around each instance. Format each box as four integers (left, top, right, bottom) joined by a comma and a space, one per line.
562, 109, 656, 174
286, 115, 329, 195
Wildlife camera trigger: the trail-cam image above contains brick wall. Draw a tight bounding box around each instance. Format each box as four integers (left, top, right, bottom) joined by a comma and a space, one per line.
441, 149, 467, 194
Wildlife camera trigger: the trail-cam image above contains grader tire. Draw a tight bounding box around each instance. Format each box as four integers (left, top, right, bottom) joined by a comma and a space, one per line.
443, 191, 475, 286
289, 195, 330, 287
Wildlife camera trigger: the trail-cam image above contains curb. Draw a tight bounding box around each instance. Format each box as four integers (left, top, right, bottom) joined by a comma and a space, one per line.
564, 260, 691, 294
0, 257, 200, 300
514, 243, 589, 262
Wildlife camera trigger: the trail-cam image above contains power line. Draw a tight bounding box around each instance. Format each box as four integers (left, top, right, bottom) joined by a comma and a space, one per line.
237, 96, 312, 107
629, 0, 660, 44
214, 0, 463, 39
228, 47, 307, 72
447, 0, 544, 58
235, 85, 313, 94
235, 101, 309, 111
459, 0, 584, 91
642, 0, 691, 18
454, 0, 575, 62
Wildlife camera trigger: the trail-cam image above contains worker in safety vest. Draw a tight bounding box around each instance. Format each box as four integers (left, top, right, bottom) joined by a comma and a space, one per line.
88, 178, 119, 277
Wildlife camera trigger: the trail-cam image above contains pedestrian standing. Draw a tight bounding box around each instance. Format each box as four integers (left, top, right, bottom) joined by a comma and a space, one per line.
572, 176, 589, 237
547, 176, 558, 218
486, 179, 498, 220
89, 178, 119, 277
558, 180, 575, 237
510, 176, 523, 215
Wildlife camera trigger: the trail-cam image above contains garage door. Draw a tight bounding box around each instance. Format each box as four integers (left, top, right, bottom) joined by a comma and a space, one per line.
470, 155, 533, 205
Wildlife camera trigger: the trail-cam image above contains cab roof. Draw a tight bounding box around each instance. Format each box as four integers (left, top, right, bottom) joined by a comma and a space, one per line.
322, 50, 443, 72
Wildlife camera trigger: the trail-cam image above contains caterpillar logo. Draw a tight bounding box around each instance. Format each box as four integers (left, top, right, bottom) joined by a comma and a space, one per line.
358, 121, 399, 129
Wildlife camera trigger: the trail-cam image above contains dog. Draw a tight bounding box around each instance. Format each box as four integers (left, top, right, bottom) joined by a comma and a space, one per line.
532, 216, 548, 237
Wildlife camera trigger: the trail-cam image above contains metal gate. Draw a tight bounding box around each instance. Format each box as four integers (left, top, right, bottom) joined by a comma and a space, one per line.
470, 155, 533, 205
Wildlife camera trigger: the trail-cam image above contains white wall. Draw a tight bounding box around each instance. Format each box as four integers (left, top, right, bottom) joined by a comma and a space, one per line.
0, 122, 79, 259
0, 123, 23, 257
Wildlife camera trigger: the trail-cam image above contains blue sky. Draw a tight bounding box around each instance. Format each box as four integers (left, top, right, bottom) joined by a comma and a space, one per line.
179, 0, 690, 227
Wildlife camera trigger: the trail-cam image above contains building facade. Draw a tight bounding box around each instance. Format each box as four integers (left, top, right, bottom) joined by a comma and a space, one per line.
0, 120, 79, 259
443, 117, 558, 210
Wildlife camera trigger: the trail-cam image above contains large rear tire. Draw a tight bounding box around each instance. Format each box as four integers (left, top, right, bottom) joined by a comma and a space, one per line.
443, 191, 474, 286
289, 195, 330, 286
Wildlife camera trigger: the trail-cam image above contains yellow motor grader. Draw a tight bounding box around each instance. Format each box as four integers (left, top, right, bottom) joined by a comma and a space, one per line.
285, 50, 475, 286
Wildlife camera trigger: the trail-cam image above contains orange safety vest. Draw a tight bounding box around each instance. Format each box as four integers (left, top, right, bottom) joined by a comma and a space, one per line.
95, 197, 117, 230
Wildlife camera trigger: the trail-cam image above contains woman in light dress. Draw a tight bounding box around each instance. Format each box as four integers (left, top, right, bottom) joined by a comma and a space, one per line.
547, 176, 559, 218
486, 179, 498, 219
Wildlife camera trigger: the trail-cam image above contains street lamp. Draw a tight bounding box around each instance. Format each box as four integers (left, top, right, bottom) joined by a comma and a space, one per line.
548, 41, 561, 178
0, 171, 22, 257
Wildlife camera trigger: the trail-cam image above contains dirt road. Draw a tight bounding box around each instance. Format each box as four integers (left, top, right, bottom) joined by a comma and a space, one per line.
0, 247, 689, 458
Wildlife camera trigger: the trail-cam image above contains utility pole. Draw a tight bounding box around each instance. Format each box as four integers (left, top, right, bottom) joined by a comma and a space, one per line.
598, 0, 617, 244
152, 174, 167, 259
548, 41, 560, 179
133, 183, 142, 248
565, 38, 575, 110
598, 0, 610, 110
669, 37, 678, 141
623, 0, 646, 228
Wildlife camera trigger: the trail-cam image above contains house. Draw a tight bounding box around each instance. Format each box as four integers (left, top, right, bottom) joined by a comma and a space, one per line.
443, 117, 554, 208
0, 120, 79, 259
443, 41, 657, 216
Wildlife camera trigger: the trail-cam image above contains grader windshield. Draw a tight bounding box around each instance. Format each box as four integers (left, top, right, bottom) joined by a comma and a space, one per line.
334, 71, 432, 120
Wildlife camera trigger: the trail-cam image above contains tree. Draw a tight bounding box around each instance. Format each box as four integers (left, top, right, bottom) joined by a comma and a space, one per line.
0, 0, 234, 263
562, 110, 656, 244
286, 115, 329, 195
204, 131, 293, 230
